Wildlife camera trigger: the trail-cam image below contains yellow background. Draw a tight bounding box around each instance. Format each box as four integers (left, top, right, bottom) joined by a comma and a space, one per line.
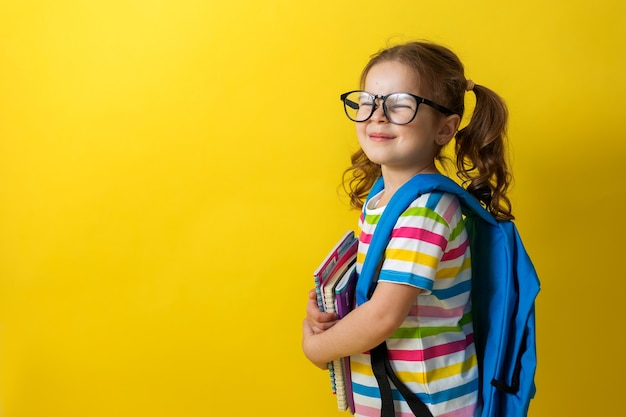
1, 1, 624, 416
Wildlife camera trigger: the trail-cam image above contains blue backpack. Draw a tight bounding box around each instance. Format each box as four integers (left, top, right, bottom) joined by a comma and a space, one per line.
356, 174, 540, 417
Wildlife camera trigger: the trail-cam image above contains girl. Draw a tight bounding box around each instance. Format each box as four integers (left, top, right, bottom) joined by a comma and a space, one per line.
302, 41, 513, 417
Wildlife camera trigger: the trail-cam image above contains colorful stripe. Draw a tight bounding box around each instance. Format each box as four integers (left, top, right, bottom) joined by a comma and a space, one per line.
387, 335, 475, 362
352, 190, 478, 416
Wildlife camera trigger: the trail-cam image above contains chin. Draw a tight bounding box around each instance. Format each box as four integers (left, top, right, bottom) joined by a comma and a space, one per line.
361, 149, 391, 166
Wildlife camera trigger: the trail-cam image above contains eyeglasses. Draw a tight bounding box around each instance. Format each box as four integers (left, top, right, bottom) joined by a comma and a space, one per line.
339, 90, 458, 125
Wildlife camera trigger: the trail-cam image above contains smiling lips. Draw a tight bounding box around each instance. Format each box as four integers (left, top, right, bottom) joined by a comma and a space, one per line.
368, 132, 395, 142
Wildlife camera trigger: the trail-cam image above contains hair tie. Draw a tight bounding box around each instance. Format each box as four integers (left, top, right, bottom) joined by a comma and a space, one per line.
466, 79, 475, 91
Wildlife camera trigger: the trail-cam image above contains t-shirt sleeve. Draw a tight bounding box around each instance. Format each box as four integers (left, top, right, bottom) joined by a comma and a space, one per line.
377, 192, 452, 293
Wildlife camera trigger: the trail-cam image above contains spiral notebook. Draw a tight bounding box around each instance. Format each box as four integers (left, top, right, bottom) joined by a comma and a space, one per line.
313, 231, 358, 414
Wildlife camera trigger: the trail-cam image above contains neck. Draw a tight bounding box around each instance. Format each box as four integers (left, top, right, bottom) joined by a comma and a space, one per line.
380, 163, 439, 196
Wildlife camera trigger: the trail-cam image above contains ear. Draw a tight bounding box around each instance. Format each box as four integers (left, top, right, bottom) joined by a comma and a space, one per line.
435, 114, 461, 146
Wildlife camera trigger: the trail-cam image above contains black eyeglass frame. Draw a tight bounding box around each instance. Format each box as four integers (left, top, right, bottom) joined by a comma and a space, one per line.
339, 90, 459, 125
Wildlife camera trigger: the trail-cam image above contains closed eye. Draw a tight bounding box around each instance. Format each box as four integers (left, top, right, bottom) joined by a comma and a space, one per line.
388, 104, 412, 110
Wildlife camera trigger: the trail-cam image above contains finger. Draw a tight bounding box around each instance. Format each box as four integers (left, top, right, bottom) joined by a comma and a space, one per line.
302, 319, 315, 338
307, 302, 337, 323
307, 289, 335, 319
318, 319, 339, 331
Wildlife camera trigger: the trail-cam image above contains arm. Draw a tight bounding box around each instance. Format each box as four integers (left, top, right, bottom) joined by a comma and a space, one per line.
302, 281, 422, 369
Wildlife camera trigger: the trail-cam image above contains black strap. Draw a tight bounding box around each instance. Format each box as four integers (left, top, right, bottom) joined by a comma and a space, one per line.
491, 333, 525, 394
370, 344, 396, 417
370, 342, 434, 417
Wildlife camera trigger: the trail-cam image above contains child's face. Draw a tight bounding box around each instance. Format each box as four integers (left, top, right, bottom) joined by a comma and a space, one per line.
357, 60, 442, 177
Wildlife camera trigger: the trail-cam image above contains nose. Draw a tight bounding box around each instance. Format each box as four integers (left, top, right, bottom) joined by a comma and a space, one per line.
370, 99, 388, 122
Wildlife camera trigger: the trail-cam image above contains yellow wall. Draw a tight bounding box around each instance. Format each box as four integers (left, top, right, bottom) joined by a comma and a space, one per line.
0, 1, 624, 416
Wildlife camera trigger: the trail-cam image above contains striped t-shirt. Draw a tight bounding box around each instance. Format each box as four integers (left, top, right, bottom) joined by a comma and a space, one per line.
351, 190, 479, 417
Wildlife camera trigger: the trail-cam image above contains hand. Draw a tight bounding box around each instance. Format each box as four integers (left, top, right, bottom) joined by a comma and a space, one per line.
305, 289, 338, 334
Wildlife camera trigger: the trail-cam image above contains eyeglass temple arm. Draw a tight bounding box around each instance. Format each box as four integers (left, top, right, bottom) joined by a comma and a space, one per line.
344, 98, 359, 110
420, 97, 458, 116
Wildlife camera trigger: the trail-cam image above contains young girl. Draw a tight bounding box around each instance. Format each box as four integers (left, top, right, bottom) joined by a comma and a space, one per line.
302, 41, 513, 417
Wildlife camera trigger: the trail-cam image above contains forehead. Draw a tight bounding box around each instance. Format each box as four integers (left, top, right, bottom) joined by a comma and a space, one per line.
363, 60, 422, 95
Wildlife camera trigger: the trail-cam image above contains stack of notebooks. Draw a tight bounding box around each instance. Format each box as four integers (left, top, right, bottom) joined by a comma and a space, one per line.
313, 231, 358, 414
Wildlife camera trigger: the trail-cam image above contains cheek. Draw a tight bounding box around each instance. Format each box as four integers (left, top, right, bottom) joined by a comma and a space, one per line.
356, 124, 367, 142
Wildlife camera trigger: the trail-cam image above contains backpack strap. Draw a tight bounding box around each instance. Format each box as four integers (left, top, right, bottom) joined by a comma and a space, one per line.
358, 174, 494, 416
371, 342, 434, 417
356, 173, 495, 305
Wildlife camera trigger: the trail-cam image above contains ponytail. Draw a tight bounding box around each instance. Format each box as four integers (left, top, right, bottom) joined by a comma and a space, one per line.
455, 84, 514, 221
342, 148, 380, 210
